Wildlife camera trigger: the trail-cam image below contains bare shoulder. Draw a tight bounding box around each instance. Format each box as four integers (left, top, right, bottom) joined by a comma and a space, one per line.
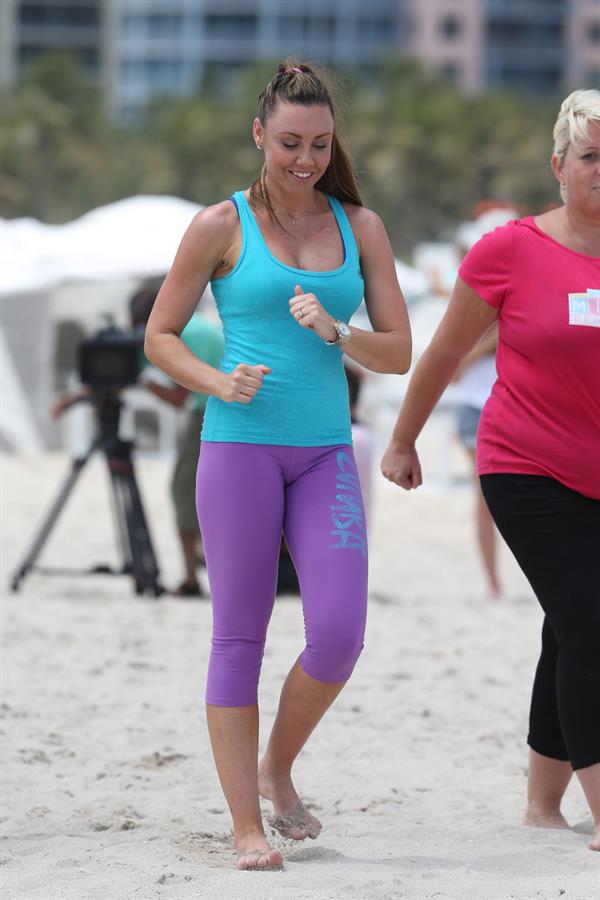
176, 200, 241, 274
342, 203, 388, 252
344, 203, 389, 256
186, 199, 239, 243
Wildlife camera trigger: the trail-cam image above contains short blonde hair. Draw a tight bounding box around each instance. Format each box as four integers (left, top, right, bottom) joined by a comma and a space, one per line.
553, 89, 600, 163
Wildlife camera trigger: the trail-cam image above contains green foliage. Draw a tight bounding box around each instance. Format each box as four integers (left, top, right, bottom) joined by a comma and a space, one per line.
0, 54, 560, 253
0, 52, 176, 221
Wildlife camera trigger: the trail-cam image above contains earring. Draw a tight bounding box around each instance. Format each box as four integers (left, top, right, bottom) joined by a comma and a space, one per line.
256, 144, 263, 150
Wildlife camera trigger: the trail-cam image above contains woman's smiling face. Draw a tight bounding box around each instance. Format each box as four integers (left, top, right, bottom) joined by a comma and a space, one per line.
554, 120, 600, 220
253, 101, 334, 195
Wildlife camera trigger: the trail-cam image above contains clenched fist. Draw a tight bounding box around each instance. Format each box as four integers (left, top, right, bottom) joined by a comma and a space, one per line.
217, 363, 271, 404
380, 442, 423, 490
289, 285, 337, 343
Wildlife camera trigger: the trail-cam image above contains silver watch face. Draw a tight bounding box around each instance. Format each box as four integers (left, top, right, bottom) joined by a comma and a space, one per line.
336, 321, 351, 342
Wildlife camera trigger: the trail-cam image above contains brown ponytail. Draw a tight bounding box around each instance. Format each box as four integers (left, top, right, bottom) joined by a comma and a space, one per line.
249, 60, 363, 219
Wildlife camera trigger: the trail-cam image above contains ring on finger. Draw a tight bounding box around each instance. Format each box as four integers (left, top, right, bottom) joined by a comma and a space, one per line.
297, 309, 304, 319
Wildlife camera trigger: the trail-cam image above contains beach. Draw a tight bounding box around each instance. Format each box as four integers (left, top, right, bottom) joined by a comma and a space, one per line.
1, 451, 597, 900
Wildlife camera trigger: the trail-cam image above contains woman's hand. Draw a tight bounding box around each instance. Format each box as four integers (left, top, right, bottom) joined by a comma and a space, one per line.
381, 441, 422, 490
289, 285, 337, 343
216, 363, 271, 404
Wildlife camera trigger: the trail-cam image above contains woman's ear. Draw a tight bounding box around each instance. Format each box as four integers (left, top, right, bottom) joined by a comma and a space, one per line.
252, 118, 264, 151
550, 153, 565, 191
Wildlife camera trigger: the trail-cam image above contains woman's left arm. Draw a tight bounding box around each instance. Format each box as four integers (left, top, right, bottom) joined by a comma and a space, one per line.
289, 207, 412, 374
344, 207, 412, 374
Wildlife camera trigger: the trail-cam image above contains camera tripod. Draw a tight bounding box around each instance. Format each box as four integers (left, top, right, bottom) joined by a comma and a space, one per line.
10, 392, 163, 597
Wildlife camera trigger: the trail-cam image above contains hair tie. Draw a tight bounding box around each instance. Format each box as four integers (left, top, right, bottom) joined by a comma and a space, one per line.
285, 67, 303, 75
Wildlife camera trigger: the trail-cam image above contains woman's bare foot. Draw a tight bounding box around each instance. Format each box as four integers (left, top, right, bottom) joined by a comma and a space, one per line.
523, 805, 570, 829
235, 829, 284, 871
258, 761, 322, 841
589, 828, 600, 851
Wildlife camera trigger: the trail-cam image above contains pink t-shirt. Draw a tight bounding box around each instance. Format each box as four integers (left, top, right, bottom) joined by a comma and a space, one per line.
458, 217, 600, 500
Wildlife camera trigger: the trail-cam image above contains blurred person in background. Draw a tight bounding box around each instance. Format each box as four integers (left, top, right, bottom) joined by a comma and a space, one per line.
144, 61, 411, 870
382, 89, 600, 850
52, 287, 223, 597
430, 210, 520, 599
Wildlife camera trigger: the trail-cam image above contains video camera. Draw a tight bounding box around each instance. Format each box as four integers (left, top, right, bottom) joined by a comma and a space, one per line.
79, 324, 143, 391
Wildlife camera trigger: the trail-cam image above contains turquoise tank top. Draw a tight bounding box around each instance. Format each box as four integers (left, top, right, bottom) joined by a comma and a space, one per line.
201, 191, 364, 446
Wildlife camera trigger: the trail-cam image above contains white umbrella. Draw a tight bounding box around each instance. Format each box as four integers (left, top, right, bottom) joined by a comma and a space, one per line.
0, 195, 202, 295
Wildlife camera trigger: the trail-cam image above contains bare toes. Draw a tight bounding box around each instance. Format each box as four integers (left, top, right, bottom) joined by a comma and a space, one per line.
267, 814, 306, 841
236, 848, 284, 870
267, 806, 322, 842
306, 820, 322, 839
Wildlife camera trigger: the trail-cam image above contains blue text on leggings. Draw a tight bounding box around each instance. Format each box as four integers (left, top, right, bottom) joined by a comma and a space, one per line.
330, 451, 367, 556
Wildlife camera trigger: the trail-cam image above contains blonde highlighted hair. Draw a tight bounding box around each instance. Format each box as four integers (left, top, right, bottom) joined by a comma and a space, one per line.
553, 89, 600, 162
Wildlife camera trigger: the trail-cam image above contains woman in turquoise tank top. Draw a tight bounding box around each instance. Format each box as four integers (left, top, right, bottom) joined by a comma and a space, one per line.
145, 60, 411, 871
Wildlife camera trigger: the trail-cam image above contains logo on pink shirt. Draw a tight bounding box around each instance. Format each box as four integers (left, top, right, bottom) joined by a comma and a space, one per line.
568, 289, 600, 327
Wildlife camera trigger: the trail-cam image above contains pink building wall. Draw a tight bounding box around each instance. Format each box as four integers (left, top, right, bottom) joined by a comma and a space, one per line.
567, 0, 600, 87
407, 0, 484, 93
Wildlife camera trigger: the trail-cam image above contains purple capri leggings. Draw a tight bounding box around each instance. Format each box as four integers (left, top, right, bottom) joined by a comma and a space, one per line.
196, 442, 369, 706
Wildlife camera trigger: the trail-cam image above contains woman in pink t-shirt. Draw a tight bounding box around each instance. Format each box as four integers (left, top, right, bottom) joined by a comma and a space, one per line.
382, 90, 600, 851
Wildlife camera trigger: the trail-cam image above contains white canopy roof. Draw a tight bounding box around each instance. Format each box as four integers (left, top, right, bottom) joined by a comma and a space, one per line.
0, 195, 202, 296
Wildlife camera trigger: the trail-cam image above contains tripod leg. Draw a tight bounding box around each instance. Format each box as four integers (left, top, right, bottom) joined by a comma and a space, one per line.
107, 466, 133, 576
107, 453, 162, 597
10, 441, 99, 591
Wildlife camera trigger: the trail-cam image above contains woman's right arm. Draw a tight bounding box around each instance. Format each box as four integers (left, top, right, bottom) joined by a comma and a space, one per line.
381, 277, 498, 490
145, 202, 270, 404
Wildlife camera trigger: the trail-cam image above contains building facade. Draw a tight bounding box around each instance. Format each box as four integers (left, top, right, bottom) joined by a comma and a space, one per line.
0, 0, 111, 88
408, 0, 598, 96
112, 0, 408, 119
567, 0, 600, 87
0, 0, 597, 119
484, 0, 567, 94
408, 0, 484, 93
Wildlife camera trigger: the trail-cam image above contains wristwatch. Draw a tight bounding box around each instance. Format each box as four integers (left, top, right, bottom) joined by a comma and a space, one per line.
324, 320, 352, 347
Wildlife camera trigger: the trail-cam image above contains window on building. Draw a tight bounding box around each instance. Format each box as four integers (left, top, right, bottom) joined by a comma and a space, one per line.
439, 16, 463, 39
307, 16, 336, 42
357, 16, 397, 42
149, 60, 183, 88
487, 20, 563, 48
441, 62, 461, 82
487, 0, 564, 8
585, 66, 600, 85
20, 44, 98, 72
121, 59, 183, 89
588, 23, 600, 42
494, 64, 562, 93
279, 15, 308, 40
20, 4, 99, 27
146, 14, 183, 37
202, 62, 245, 100
123, 15, 142, 38
203, 14, 257, 39
122, 14, 183, 39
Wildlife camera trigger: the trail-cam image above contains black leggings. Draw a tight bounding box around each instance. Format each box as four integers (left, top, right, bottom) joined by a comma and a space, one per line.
480, 474, 600, 771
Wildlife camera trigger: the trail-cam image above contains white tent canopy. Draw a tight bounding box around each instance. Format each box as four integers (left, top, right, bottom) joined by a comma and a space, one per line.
1, 195, 203, 296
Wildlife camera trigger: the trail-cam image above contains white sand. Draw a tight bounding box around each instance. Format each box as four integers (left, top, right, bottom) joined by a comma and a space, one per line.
1, 453, 598, 900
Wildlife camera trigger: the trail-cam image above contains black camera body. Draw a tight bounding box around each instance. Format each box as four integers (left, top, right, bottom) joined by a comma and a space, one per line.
79, 325, 143, 390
